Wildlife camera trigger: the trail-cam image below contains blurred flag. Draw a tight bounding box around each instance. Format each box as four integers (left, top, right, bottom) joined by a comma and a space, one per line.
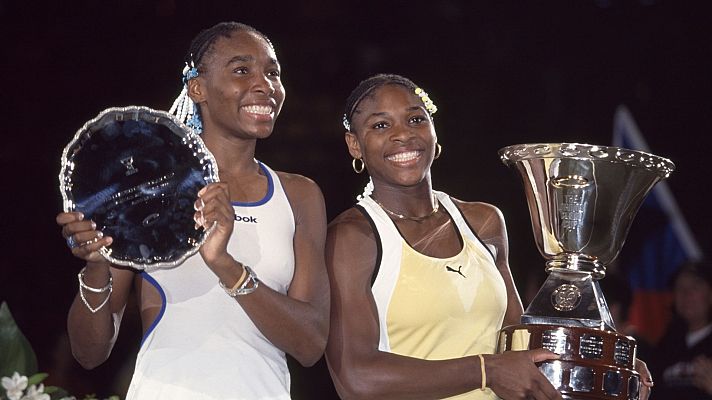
612, 105, 703, 345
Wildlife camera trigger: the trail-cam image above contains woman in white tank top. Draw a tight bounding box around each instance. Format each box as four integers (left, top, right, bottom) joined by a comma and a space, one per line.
56, 22, 329, 399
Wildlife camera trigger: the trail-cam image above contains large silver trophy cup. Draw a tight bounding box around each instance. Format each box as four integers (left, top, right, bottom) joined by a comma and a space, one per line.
496, 143, 674, 400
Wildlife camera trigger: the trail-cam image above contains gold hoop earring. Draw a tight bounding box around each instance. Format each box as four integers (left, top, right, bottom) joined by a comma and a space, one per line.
352, 158, 365, 174
434, 143, 442, 160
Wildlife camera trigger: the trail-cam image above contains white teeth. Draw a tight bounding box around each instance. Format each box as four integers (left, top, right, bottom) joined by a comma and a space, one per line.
386, 151, 420, 162
242, 105, 273, 115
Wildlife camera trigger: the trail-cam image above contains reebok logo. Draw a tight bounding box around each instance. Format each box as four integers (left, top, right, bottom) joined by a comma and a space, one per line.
235, 215, 258, 223
446, 265, 466, 278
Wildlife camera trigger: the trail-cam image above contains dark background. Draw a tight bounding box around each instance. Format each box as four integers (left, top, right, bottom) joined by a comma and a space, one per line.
1, 0, 711, 398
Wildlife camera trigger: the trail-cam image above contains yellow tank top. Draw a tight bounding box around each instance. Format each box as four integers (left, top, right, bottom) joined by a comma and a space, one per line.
357, 192, 507, 399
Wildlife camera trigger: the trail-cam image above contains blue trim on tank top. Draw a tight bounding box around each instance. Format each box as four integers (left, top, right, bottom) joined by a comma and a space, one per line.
139, 272, 167, 347
231, 161, 274, 207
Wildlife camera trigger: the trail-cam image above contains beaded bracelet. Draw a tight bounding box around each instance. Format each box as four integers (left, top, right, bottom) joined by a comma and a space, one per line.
77, 266, 112, 313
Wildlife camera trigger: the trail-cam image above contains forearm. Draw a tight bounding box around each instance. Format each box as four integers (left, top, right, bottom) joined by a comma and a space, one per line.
237, 284, 328, 366
66, 262, 118, 369
330, 352, 483, 400
67, 296, 117, 368
209, 252, 328, 365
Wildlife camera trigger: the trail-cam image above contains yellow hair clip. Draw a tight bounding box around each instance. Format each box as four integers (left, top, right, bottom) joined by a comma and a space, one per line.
415, 87, 438, 115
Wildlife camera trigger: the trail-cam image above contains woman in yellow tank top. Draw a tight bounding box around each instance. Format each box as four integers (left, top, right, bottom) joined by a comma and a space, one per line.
324, 74, 564, 400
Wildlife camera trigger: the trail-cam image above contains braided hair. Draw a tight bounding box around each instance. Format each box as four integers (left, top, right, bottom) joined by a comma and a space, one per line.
185, 22, 274, 71
342, 74, 419, 132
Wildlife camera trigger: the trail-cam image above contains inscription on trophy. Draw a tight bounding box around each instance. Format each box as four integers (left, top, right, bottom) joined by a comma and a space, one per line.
579, 334, 604, 359
560, 193, 584, 232
615, 339, 633, 366
551, 284, 582, 311
542, 329, 569, 354
107, 173, 175, 207
552, 175, 589, 232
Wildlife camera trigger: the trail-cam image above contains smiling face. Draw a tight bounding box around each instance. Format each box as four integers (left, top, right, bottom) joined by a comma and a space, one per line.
346, 84, 437, 190
188, 29, 285, 140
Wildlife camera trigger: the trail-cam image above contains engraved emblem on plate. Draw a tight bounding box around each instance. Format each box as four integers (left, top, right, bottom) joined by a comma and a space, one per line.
120, 156, 138, 176
539, 361, 563, 389
570, 366, 594, 393
603, 370, 623, 396
579, 334, 604, 359
628, 375, 640, 400
551, 284, 582, 311
542, 329, 569, 354
614, 339, 632, 366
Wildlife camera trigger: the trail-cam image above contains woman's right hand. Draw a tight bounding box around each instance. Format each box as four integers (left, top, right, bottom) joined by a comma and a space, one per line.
56, 212, 113, 263
485, 349, 563, 400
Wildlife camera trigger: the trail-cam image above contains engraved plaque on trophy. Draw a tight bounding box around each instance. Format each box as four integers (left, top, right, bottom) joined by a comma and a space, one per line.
59, 106, 219, 270
496, 143, 674, 400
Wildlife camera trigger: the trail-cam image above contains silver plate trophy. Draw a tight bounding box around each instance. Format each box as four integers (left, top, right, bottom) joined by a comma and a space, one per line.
59, 106, 219, 270
496, 143, 674, 400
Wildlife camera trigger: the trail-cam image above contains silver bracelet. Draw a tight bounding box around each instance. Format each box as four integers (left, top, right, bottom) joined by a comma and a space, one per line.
220, 265, 260, 297
78, 266, 112, 292
77, 266, 112, 313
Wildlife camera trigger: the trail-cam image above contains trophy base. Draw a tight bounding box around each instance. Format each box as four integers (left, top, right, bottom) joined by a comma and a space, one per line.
498, 324, 640, 400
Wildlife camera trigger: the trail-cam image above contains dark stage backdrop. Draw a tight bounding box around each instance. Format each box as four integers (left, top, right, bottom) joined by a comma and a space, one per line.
1, 1, 710, 398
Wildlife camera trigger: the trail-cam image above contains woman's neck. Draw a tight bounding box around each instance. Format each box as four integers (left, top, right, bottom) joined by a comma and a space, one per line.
371, 178, 436, 218
201, 130, 260, 177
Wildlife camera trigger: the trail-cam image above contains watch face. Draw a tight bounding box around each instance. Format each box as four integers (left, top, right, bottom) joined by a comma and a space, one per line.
60, 106, 219, 270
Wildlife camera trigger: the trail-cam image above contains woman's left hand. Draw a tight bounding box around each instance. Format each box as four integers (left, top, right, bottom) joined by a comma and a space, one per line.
635, 358, 653, 400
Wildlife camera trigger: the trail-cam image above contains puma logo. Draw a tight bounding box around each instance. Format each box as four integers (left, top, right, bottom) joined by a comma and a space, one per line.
446, 265, 466, 278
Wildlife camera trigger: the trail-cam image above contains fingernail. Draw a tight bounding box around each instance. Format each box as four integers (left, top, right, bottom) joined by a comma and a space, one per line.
198, 186, 207, 196
97, 231, 103, 239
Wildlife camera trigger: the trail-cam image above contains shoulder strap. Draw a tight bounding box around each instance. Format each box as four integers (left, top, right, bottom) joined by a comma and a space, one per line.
435, 191, 497, 264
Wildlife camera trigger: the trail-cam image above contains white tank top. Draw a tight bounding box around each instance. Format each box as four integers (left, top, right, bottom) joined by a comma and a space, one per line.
126, 162, 296, 400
